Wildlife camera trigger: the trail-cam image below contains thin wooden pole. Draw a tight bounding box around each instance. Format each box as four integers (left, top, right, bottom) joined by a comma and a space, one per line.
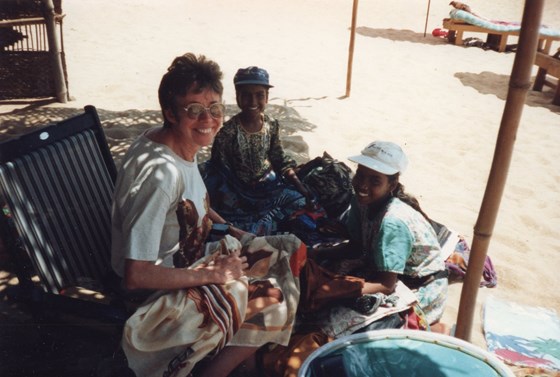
345, 0, 359, 98
43, 0, 68, 103
424, 0, 432, 37
454, 0, 544, 342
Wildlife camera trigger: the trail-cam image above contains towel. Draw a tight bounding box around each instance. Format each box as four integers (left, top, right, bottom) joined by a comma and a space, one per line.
450, 9, 560, 37
484, 295, 560, 372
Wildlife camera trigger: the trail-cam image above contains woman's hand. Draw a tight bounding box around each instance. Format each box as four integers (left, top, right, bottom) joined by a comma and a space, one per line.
207, 251, 248, 284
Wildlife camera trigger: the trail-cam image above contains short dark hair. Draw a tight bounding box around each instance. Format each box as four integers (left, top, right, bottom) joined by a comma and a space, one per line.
158, 53, 223, 127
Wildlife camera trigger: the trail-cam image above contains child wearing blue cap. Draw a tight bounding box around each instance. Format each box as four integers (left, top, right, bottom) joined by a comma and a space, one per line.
203, 66, 314, 235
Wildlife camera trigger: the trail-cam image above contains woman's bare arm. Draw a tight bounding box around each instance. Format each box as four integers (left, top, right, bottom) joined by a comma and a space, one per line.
123, 252, 248, 291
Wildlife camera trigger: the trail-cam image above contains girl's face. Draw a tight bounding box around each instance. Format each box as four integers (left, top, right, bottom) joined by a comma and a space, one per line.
236, 84, 268, 116
352, 165, 396, 207
165, 88, 223, 150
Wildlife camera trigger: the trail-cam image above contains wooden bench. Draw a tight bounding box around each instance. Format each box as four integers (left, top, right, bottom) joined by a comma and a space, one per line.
443, 18, 560, 54
532, 50, 560, 106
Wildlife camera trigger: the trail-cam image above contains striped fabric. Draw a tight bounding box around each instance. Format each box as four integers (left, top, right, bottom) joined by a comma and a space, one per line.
198, 283, 242, 350
0, 129, 114, 294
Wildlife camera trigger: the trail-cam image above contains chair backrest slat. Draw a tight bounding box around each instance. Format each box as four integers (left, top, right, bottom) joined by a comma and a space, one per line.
0, 106, 115, 294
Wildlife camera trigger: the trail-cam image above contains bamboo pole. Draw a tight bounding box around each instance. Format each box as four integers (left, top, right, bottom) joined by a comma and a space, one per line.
43, 0, 68, 103
345, 0, 359, 98
454, 0, 544, 342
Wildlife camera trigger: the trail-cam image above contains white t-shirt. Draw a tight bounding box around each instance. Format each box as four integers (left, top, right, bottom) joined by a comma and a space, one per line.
111, 134, 209, 277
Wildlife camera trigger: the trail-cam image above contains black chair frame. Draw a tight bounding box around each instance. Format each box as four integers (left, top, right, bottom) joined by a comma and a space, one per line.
0, 105, 128, 323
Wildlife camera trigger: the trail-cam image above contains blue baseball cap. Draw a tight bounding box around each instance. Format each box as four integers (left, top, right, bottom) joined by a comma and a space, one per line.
233, 66, 273, 88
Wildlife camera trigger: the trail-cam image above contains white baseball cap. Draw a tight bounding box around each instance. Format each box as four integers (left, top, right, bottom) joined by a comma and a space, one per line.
348, 141, 408, 175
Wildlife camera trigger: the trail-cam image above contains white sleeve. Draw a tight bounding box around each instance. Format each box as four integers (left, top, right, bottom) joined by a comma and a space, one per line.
121, 184, 174, 262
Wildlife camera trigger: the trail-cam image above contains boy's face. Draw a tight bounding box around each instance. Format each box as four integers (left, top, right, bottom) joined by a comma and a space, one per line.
236, 85, 269, 116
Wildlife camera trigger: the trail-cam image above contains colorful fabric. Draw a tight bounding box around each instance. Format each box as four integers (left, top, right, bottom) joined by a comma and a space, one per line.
429, 220, 497, 288
229, 234, 304, 347
445, 235, 498, 287
316, 281, 419, 339
122, 234, 304, 377
414, 277, 448, 326
123, 279, 248, 377
484, 296, 560, 372
201, 160, 306, 235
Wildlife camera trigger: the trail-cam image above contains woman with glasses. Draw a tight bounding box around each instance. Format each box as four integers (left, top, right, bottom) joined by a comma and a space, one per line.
201, 66, 314, 236
111, 53, 260, 377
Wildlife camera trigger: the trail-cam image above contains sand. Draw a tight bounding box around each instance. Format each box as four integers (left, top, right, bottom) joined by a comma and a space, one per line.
1, 0, 559, 375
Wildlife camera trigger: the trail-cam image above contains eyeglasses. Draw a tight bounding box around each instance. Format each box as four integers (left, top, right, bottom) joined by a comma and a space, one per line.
183, 103, 225, 120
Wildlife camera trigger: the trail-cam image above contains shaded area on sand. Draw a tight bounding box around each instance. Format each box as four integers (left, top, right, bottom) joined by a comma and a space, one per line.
356, 26, 450, 46
0, 103, 317, 167
0, 316, 127, 377
0, 103, 317, 377
455, 71, 560, 112
0, 268, 129, 377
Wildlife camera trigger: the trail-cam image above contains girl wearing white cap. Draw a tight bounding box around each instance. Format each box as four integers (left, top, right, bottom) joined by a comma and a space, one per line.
344, 141, 448, 330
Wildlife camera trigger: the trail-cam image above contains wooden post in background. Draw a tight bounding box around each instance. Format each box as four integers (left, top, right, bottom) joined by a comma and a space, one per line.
424, 0, 431, 37
345, 0, 359, 98
43, 0, 68, 103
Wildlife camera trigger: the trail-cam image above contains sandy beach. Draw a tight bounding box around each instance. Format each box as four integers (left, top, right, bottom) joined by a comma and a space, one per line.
1, 0, 559, 375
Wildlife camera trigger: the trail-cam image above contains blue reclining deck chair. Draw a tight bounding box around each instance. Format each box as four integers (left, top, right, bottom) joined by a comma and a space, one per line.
0, 105, 128, 323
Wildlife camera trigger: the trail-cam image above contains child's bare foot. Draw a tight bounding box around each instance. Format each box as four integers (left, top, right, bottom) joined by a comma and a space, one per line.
430, 322, 451, 335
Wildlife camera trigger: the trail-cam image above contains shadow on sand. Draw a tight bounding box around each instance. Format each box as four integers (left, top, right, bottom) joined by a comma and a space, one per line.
0, 101, 317, 376
454, 71, 560, 113
0, 103, 317, 168
355, 26, 450, 46
354, 27, 559, 112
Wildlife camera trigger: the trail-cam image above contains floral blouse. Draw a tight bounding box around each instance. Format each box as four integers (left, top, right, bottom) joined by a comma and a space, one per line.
210, 114, 296, 185
347, 197, 444, 278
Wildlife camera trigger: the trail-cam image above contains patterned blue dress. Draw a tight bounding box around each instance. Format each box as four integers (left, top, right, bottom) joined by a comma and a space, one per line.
201, 113, 306, 235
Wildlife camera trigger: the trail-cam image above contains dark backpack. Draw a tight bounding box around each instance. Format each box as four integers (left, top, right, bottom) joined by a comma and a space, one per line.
297, 152, 354, 218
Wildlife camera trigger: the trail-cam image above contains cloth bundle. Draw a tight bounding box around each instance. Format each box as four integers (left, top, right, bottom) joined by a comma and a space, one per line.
122, 234, 305, 377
